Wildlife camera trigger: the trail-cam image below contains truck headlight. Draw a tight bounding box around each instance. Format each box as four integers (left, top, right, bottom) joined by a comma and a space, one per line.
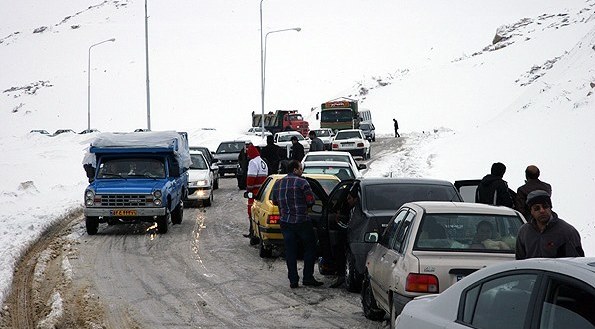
152, 190, 162, 206
84, 190, 95, 206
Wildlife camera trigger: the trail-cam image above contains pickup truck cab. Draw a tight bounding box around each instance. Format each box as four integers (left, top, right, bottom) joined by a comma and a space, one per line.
83, 131, 191, 235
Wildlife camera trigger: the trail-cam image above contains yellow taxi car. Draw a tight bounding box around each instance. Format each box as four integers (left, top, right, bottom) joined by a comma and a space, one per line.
249, 173, 340, 258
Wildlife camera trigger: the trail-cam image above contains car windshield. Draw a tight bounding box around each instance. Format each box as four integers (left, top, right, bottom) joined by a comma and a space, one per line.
414, 214, 524, 253
359, 123, 371, 130
278, 134, 303, 142
364, 183, 460, 211
302, 166, 354, 180
313, 130, 331, 137
97, 158, 165, 179
216, 142, 244, 153
190, 154, 208, 170
335, 131, 361, 140
304, 154, 350, 164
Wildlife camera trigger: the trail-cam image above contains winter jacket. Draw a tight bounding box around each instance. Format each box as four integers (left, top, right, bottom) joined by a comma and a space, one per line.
475, 174, 513, 207
290, 142, 305, 161
260, 143, 283, 175
309, 137, 325, 152
515, 179, 552, 219
246, 145, 268, 193
515, 211, 584, 260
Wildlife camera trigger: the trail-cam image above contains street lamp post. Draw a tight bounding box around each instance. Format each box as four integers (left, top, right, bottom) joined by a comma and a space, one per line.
144, 0, 151, 130
263, 27, 301, 93
259, 1, 301, 139
87, 38, 115, 131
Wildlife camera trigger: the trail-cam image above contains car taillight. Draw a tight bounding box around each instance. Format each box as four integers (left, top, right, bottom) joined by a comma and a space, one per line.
357, 142, 364, 147
332, 143, 338, 149
405, 273, 439, 293
268, 215, 280, 224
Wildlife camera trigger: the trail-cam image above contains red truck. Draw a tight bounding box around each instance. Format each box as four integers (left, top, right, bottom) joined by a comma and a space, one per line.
252, 110, 309, 137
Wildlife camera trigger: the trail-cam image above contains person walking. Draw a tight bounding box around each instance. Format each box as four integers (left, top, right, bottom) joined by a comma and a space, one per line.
237, 142, 250, 189
515, 190, 584, 260
308, 130, 325, 152
290, 136, 305, 161
393, 118, 400, 137
243, 144, 268, 238
475, 162, 514, 207
260, 135, 283, 175
515, 165, 552, 219
272, 160, 324, 288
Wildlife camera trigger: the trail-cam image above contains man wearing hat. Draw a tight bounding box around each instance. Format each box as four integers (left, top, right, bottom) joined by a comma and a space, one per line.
515, 190, 584, 260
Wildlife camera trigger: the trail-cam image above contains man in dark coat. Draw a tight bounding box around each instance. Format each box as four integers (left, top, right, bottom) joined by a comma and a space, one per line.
237, 142, 250, 189
260, 135, 283, 175
393, 118, 400, 137
475, 162, 514, 207
515, 165, 552, 219
290, 136, 305, 161
516, 190, 584, 259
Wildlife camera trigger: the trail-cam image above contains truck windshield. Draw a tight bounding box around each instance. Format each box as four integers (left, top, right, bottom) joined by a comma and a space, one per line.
287, 114, 303, 121
321, 109, 353, 122
98, 158, 165, 179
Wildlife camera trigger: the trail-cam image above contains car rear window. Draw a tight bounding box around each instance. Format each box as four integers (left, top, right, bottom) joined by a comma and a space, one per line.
414, 214, 524, 252
302, 166, 354, 180
335, 131, 361, 140
363, 183, 461, 211
304, 154, 350, 163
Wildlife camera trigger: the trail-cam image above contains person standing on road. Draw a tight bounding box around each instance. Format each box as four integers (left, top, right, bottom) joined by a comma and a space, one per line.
515, 190, 584, 260
515, 165, 552, 219
475, 162, 514, 207
329, 185, 359, 288
260, 135, 283, 175
393, 118, 400, 138
237, 142, 250, 189
290, 136, 305, 161
308, 130, 325, 152
243, 144, 268, 238
272, 160, 324, 288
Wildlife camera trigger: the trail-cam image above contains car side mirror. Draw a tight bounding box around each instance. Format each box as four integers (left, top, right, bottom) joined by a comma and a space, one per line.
243, 191, 253, 199
358, 164, 367, 170
311, 204, 323, 214
364, 232, 379, 243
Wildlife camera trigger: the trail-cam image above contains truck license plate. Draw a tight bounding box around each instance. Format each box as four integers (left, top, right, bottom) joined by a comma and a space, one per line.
110, 209, 137, 216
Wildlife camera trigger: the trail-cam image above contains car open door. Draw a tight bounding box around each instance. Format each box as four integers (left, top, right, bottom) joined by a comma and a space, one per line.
454, 180, 481, 203
455, 179, 517, 204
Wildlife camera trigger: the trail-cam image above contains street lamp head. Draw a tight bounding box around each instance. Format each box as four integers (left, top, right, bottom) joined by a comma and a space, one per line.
108, 38, 116, 42
295, 28, 301, 32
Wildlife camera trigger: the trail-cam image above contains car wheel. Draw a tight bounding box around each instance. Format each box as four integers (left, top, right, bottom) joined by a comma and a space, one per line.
204, 192, 213, 207
214, 177, 219, 190
372, 136, 376, 142
345, 250, 362, 292
157, 213, 169, 234
86, 216, 99, 235
367, 147, 371, 159
171, 200, 184, 225
361, 273, 386, 321
259, 234, 273, 258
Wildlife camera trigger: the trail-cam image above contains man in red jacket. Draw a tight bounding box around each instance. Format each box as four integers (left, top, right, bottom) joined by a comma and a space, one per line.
244, 144, 268, 238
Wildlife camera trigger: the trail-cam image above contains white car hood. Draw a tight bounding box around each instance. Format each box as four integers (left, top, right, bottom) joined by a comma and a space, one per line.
188, 169, 209, 182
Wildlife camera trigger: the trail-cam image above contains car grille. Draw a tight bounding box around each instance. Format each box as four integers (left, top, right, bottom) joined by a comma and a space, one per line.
100, 194, 150, 207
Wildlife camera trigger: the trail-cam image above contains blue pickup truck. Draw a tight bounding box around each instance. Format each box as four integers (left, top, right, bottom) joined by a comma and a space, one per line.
83, 131, 191, 235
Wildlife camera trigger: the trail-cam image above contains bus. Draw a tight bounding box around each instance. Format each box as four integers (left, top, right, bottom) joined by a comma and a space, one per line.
320, 98, 359, 132
358, 109, 371, 122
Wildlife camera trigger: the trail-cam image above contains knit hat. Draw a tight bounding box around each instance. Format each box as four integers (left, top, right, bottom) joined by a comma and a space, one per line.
526, 190, 552, 208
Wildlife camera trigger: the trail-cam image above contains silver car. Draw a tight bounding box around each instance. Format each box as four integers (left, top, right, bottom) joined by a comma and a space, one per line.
362, 201, 527, 326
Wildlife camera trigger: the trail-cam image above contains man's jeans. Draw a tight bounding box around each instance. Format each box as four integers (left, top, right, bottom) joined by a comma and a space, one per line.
280, 221, 317, 284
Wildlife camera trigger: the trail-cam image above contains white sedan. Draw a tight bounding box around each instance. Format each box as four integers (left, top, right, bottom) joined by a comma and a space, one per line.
331, 129, 371, 160
186, 150, 214, 206
395, 257, 595, 329
302, 151, 366, 177
273, 131, 310, 157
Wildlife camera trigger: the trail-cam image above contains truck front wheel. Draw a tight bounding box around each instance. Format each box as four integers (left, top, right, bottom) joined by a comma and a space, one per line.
157, 214, 169, 233
86, 216, 99, 235
171, 201, 184, 224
